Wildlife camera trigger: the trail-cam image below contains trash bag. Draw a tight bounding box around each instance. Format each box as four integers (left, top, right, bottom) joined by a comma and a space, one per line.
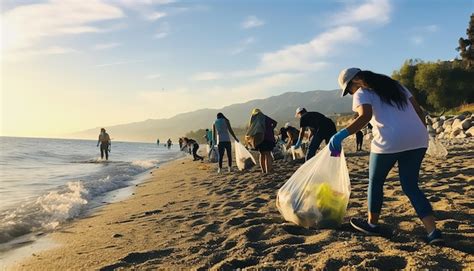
426, 136, 448, 158
208, 146, 218, 163
276, 145, 351, 228
291, 146, 305, 160
235, 142, 256, 171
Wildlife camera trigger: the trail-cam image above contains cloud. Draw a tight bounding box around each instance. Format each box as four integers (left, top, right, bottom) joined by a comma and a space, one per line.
2, 0, 124, 51
145, 11, 167, 21
423, 25, 439, 33
192, 72, 222, 81
410, 25, 438, 46
146, 74, 162, 79
411, 36, 423, 45
153, 22, 170, 39
95, 59, 145, 67
230, 37, 255, 55
241, 15, 265, 29
93, 42, 121, 50
118, 0, 176, 6
4, 46, 77, 62
329, 0, 391, 26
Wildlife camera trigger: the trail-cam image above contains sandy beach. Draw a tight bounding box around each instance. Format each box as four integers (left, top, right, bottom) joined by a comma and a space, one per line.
12, 138, 474, 270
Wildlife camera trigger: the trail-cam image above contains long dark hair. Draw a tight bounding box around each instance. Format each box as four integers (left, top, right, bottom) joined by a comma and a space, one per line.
357, 70, 408, 109
217, 112, 228, 120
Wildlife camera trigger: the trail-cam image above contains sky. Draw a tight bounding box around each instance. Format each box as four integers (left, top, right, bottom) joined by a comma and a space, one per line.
1, 0, 472, 138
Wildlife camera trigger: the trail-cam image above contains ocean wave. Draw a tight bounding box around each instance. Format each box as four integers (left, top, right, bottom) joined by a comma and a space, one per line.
0, 158, 162, 245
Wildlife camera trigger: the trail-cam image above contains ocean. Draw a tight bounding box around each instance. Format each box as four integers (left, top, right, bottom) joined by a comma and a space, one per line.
0, 136, 183, 251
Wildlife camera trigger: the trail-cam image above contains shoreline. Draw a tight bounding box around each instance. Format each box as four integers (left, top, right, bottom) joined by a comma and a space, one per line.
10, 139, 474, 270
0, 155, 185, 270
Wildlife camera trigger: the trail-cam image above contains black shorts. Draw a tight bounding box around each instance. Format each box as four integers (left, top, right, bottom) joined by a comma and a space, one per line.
256, 140, 275, 152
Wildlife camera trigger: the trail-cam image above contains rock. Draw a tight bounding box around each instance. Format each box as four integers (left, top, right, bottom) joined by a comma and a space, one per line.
113, 233, 123, 238
444, 125, 452, 133
443, 119, 454, 129
466, 126, 474, 137
432, 120, 444, 130
436, 127, 443, 134
437, 132, 445, 139
461, 118, 471, 130
456, 131, 467, 138
451, 128, 463, 137
455, 114, 466, 121
427, 125, 435, 134
426, 117, 433, 125
452, 119, 463, 130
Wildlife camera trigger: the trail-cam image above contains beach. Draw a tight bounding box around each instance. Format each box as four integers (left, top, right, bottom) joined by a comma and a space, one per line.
12, 138, 474, 270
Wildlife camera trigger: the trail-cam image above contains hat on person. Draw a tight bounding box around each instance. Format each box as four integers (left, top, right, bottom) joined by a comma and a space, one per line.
284, 122, 291, 128
251, 108, 261, 115
338, 67, 361, 97
295, 107, 305, 117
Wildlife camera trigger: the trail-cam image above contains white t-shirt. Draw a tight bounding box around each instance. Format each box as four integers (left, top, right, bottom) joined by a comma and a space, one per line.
352, 87, 428, 154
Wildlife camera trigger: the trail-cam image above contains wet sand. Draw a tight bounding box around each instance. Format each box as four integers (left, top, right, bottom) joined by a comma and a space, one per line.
13, 138, 474, 270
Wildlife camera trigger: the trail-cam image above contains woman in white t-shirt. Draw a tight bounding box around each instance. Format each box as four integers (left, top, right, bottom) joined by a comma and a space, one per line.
328, 68, 442, 245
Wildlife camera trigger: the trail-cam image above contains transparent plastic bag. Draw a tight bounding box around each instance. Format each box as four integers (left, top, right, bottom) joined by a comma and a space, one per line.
426, 136, 448, 158
208, 146, 218, 163
277, 145, 351, 228
235, 142, 256, 171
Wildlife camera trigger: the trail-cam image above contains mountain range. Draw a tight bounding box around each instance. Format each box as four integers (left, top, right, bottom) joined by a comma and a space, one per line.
70, 89, 352, 142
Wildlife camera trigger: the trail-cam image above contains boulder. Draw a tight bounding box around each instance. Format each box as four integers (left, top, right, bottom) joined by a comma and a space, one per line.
444, 125, 452, 133
452, 119, 463, 130
427, 125, 435, 134
443, 119, 454, 129
461, 118, 471, 130
432, 120, 444, 130
436, 127, 444, 134
451, 128, 463, 137
466, 126, 474, 137
456, 131, 467, 138
437, 132, 445, 139
455, 114, 466, 121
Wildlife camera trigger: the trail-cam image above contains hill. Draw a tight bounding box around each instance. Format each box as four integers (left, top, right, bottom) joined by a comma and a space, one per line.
70, 89, 352, 142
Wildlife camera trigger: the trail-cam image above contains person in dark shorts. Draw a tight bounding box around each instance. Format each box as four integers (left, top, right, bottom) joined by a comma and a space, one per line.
167, 139, 172, 149
182, 137, 204, 161
213, 112, 239, 173
293, 107, 336, 161
246, 109, 277, 174
97, 128, 111, 160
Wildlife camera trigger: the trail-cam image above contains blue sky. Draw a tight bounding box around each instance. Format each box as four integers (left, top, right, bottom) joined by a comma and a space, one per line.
1, 0, 472, 137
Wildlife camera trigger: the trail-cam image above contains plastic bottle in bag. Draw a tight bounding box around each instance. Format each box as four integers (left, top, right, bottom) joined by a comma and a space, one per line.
277, 146, 351, 228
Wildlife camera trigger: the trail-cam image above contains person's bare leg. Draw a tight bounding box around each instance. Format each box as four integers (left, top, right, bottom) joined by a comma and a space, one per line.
368, 212, 380, 224
421, 215, 437, 233
266, 152, 274, 173
259, 152, 266, 173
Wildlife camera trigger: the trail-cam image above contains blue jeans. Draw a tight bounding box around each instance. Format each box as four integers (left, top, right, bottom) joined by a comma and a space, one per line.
368, 148, 433, 219
306, 127, 336, 161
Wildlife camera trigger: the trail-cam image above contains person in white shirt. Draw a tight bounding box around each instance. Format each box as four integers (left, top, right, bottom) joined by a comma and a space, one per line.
329, 68, 442, 245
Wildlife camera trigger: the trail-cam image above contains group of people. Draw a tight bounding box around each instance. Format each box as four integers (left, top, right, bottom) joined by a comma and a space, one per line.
184, 68, 443, 245
96, 67, 442, 245
156, 138, 173, 149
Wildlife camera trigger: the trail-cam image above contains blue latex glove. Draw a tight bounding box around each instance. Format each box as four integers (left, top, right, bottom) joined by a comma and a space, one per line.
293, 138, 302, 149
329, 128, 350, 155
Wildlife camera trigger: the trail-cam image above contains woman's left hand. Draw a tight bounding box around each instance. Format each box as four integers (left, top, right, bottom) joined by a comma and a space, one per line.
329, 128, 349, 154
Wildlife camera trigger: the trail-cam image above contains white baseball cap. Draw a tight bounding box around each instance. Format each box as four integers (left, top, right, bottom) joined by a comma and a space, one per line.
295, 107, 305, 117
338, 67, 361, 97
284, 122, 291, 128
